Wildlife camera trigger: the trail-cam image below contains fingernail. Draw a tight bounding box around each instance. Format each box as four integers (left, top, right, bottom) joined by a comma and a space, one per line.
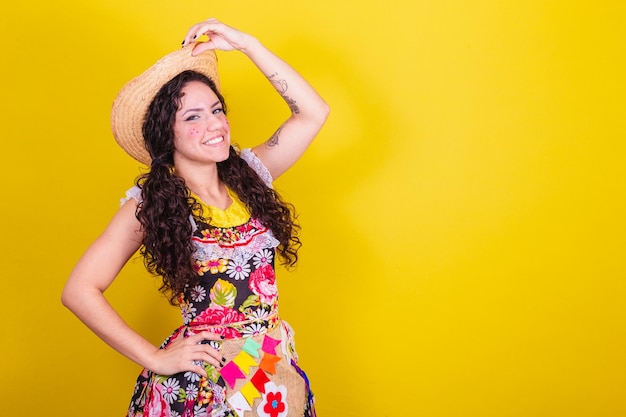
222, 357, 227, 362
220, 335, 225, 340
193, 35, 197, 39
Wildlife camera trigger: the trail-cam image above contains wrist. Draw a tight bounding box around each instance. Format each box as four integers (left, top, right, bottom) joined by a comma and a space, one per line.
240, 35, 263, 56
138, 345, 161, 372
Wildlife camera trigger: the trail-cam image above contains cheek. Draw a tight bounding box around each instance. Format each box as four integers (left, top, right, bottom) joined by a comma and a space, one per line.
188, 128, 201, 136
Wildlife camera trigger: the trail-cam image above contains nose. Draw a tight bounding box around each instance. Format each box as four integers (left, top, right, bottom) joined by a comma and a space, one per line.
206, 113, 227, 131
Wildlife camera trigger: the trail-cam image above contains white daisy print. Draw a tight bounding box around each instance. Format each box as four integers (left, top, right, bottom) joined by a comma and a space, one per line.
207, 340, 221, 350
227, 259, 251, 280
184, 370, 200, 382
185, 384, 199, 400
162, 378, 180, 404
253, 249, 273, 268
251, 308, 271, 320
181, 303, 197, 324
193, 404, 208, 417
190, 285, 206, 303
243, 322, 267, 337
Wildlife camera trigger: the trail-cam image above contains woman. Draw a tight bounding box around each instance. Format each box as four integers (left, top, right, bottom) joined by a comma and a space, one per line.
62, 18, 329, 417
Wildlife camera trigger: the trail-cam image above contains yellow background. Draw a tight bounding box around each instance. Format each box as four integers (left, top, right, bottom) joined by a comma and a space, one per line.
1, 1, 625, 416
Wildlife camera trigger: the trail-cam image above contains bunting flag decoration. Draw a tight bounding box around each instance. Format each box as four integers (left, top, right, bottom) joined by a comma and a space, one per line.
233, 350, 258, 375
242, 338, 262, 358
262, 335, 281, 355
227, 391, 252, 416
224, 331, 293, 415
219, 361, 246, 389
250, 368, 271, 393
259, 353, 281, 375
241, 380, 262, 405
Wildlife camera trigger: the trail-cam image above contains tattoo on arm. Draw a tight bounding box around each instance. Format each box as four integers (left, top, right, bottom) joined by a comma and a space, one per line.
283, 96, 300, 114
268, 73, 288, 94
267, 72, 300, 114
266, 123, 285, 148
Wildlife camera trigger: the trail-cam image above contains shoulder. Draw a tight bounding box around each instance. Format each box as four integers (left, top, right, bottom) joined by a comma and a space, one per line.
240, 148, 273, 188
120, 185, 142, 206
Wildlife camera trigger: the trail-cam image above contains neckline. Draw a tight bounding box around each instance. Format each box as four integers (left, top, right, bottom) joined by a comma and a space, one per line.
189, 187, 234, 212
190, 188, 251, 228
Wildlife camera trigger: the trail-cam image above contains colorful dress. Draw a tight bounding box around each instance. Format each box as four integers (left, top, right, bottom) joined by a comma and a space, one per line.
123, 149, 315, 417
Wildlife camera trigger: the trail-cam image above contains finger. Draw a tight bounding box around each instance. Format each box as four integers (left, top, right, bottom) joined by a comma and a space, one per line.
183, 342, 223, 368
199, 330, 226, 341
182, 21, 211, 46
190, 363, 208, 378
182, 25, 201, 46
191, 19, 221, 37
201, 18, 223, 33
196, 351, 225, 369
202, 344, 227, 365
193, 341, 227, 367
192, 41, 215, 56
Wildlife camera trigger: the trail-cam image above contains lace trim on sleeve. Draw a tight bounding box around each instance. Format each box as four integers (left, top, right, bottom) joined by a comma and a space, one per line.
240, 148, 273, 188
120, 185, 142, 206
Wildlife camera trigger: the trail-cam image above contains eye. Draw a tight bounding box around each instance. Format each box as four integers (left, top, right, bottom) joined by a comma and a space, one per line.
184, 114, 200, 121
212, 107, 225, 115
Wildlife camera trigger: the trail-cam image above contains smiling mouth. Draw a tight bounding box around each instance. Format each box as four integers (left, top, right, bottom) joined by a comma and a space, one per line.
202, 136, 224, 145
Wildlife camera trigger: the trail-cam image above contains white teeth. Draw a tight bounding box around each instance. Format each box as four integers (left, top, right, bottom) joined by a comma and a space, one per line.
203, 136, 223, 145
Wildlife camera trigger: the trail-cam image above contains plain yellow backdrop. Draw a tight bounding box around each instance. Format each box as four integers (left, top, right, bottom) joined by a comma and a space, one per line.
1, 1, 625, 416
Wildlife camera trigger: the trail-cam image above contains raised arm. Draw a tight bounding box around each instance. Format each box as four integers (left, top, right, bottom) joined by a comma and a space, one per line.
62, 200, 224, 377
184, 19, 330, 179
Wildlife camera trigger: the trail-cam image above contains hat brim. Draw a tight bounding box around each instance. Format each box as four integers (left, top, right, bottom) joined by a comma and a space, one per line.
111, 45, 220, 165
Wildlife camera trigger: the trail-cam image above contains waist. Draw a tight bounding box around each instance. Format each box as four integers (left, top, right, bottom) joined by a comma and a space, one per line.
186, 310, 280, 339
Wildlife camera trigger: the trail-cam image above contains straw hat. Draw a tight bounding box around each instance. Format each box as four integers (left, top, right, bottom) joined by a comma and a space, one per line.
111, 44, 220, 165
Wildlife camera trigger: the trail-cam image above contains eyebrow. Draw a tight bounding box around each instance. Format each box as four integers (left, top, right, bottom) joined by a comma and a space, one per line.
180, 101, 222, 117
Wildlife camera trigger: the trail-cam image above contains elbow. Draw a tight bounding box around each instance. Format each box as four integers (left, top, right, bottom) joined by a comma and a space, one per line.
319, 100, 330, 123
60, 284, 75, 310
311, 100, 330, 127
61, 281, 86, 312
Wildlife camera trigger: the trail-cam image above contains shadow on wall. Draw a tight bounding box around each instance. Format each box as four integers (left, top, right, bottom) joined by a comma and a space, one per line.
269, 36, 405, 416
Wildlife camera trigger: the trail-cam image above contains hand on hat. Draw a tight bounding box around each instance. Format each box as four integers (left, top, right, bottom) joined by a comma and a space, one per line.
183, 18, 254, 56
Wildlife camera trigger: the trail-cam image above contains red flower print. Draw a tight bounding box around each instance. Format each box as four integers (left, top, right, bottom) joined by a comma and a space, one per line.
145, 384, 171, 417
248, 263, 277, 304
237, 222, 254, 233
192, 305, 246, 326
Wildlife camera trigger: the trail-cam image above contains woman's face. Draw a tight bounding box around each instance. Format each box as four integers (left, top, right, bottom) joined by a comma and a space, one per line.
172, 81, 230, 167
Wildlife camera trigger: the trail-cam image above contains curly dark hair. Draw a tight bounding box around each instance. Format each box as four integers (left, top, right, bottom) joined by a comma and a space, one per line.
136, 70, 300, 304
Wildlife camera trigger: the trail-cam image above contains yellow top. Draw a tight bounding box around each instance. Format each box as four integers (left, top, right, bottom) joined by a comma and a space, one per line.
189, 188, 251, 228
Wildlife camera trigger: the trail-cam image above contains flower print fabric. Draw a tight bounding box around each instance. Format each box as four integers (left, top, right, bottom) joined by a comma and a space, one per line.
125, 149, 315, 417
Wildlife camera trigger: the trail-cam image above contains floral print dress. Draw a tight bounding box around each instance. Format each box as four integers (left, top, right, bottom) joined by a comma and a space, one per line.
124, 149, 315, 417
